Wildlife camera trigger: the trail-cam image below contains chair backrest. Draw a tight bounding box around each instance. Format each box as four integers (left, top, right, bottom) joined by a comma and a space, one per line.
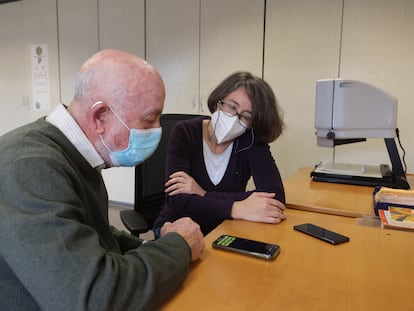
134, 113, 204, 227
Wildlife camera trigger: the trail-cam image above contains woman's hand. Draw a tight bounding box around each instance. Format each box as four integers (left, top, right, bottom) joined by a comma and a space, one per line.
165, 171, 207, 197
231, 192, 287, 224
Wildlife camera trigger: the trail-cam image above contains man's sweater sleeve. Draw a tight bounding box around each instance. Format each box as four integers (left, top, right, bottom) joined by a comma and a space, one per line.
0, 156, 191, 311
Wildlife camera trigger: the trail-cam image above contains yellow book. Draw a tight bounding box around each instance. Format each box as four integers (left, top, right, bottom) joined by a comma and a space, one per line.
379, 206, 414, 232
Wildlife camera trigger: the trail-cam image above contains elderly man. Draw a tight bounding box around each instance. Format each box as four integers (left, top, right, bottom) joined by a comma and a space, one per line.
0, 49, 205, 311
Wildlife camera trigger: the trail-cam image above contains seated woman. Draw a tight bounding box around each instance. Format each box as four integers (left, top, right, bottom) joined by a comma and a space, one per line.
153, 71, 286, 236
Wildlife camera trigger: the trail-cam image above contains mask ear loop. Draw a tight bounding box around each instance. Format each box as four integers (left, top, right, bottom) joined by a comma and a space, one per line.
234, 128, 255, 154
91, 100, 104, 109
92, 100, 131, 155
92, 100, 131, 131
99, 134, 113, 153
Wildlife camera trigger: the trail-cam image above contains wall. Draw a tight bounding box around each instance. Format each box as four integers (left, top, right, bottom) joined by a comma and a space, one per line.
1, 0, 414, 204
0, 0, 59, 132
265, 0, 343, 179
265, 0, 414, 182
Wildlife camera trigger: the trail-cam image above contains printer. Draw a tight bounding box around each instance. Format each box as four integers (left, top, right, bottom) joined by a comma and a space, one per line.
311, 78, 409, 189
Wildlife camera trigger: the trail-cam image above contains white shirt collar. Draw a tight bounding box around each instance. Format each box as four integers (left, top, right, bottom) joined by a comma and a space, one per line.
46, 103, 105, 168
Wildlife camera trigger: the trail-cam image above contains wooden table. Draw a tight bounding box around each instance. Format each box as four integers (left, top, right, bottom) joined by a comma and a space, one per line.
161, 208, 414, 311
284, 167, 378, 217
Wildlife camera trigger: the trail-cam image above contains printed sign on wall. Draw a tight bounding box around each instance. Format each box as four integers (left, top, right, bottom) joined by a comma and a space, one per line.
31, 44, 50, 111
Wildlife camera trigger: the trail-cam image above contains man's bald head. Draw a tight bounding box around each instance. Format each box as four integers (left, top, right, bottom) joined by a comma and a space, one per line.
67, 49, 165, 167
72, 49, 164, 112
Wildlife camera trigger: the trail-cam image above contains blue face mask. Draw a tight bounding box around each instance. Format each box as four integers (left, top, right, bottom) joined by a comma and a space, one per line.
99, 104, 162, 167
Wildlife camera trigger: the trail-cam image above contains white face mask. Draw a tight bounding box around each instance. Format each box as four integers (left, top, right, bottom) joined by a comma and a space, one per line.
211, 110, 247, 144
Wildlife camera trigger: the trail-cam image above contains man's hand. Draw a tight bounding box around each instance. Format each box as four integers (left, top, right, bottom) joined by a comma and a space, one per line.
160, 217, 205, 261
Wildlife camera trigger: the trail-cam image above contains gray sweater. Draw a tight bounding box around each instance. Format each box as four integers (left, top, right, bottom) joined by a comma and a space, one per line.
0, 118, 191, 311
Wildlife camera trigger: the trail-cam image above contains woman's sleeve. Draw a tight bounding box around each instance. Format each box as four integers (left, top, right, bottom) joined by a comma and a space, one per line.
249, 143, 285, 203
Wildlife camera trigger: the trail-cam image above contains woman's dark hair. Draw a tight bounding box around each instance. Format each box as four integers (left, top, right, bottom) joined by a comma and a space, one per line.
207, 71, 284, 144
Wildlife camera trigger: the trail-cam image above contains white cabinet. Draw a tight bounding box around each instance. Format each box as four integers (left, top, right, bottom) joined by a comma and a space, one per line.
199, 0, 264, 108
57, 0, 145, 204
98, 0, 145, 204
0, 0, 264, 204
57, 0, 99, 105
146, 0, 200, 114
98, 0, 145, 55
0, 0, 59, 135
146, 0, 264, 115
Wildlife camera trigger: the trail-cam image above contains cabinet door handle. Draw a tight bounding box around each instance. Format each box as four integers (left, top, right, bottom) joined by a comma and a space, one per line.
199, 95, 205, 113
192, 94, 198, 110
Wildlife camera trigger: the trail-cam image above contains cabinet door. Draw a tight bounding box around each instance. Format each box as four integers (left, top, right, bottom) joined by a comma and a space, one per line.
146, 0, 200, 114
98, 0, 146, 204
98, 0, 145, 56
0, 0, 59, 135
199, 0, 264, 113
57, 0, 99, 105
147, 0, 264, 115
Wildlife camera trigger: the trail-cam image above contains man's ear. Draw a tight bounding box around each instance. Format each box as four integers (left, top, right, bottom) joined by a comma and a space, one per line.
90, 101, 110, 134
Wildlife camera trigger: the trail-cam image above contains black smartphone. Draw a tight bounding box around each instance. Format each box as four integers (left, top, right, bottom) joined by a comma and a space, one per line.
212, 234, 280, 260
293, 223, 350, 245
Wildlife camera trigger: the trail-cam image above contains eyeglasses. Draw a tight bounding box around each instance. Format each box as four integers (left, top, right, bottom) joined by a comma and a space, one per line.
218, 100, 252, 128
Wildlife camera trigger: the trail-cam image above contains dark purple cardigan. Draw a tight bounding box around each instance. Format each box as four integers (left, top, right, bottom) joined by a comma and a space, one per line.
153, 117, 285, 236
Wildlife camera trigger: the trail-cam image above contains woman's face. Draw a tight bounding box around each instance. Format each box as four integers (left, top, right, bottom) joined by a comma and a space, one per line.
219, 87, 253, 128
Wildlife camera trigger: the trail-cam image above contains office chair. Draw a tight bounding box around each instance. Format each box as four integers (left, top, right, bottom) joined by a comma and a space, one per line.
120, 113, 205, 236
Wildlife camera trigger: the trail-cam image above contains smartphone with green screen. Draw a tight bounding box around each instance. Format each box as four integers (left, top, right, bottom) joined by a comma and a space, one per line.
212, 234, 280, 260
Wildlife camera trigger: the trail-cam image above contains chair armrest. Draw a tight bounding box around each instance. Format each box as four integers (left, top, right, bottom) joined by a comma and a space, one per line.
119, 209, 149, 236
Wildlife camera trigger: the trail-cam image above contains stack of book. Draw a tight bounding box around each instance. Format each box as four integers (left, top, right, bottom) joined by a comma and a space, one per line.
378, 206, 414, 232
374, 186, 414, 232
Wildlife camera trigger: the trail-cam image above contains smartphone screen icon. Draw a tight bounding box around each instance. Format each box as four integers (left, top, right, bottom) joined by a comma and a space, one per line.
212, 235, 280, 260
293, 223, 350, 245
